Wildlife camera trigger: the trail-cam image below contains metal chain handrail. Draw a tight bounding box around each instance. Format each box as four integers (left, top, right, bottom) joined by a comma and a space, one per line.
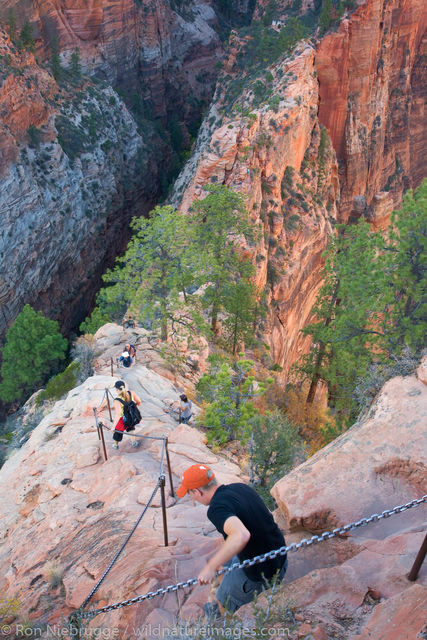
79, 478, 162, 610
100, 422, 168, 441
72, 494, 426, 622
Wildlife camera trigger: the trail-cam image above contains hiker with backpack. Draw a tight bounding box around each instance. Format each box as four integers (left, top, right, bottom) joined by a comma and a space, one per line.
119, 350, 132, 368
125, 343, 136, 362
112, 380, 142, 450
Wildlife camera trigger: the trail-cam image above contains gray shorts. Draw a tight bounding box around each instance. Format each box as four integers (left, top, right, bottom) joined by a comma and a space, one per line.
216, 555, 288, 613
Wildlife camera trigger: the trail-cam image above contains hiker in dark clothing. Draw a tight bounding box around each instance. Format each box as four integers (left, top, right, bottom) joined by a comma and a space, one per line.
177, 464, 287, 617
119, 350, 132, 368
111, 380, 141, 450
125, 343, 136, 361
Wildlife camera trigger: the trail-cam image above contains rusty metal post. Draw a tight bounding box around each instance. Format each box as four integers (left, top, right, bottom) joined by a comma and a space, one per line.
408, 534, 427, 581
165, 438, 175, 497
160, 475, 169, 547
94, 408, 108, 461
99, 423, 108, 462
110, 357, 114, 377
106, 389, 113, 422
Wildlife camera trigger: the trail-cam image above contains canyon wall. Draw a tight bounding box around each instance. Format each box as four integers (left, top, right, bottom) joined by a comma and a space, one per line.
0, 0, 233, 342
0, 0, 425, 374
172, 0, 426, 375
172, 42, 339, 373
0, 27, 156, 338
316, 0, 427, 225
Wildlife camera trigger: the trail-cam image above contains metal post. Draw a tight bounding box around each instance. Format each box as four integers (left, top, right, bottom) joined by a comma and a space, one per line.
106, 389, 113, 422
165, 438, 175, 497
160, 475, 169, 547
110, 357, 114, 377
99, 423, 108, 462
94, 408, 108, 461
408, 534, 427, 581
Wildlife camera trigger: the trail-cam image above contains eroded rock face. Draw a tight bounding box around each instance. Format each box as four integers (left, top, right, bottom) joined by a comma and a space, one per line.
316, 0, 427, 223
171, 0, 425, 375
172, 43, 339, 376
268, 369, 427, 639
0, 0, 228, 343
0, 28, 157, 340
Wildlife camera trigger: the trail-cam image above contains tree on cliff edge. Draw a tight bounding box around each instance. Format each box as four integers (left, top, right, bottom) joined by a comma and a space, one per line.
297, 179, 427, 421
0, 305, 67, 403
98, 205, 201, 342
192, 185, 258, 334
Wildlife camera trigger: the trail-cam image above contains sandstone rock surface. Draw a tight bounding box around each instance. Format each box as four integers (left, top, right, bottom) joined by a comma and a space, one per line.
0, 326, 241, 631
1, 327, 426, 639
316, 0, 427, 222
267, 368, 427, 639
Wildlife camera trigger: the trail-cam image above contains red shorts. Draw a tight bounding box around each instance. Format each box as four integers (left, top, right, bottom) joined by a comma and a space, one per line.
113, 417, 125, 442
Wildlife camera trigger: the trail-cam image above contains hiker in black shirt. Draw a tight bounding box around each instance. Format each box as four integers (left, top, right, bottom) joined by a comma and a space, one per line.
177, 464, 287, 615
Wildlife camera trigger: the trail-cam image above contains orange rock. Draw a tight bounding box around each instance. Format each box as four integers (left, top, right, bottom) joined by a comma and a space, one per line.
317, 0, 426, 222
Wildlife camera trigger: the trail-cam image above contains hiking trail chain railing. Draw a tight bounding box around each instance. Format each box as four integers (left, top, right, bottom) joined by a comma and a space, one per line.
69, 494, 426, 626
80, 392, 177, 614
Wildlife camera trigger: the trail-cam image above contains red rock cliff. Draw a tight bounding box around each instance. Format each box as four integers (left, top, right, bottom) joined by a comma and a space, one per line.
316, 0, 426, 224
173, 0, 426, 374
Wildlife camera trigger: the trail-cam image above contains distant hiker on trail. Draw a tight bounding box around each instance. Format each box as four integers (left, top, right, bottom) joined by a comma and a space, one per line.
112, 380, 142, 450
179, 394, 192, 424
119, 350, 132, 368
177, 464, 287, 620
122, 314, 135, 328
125, 342, 136, 361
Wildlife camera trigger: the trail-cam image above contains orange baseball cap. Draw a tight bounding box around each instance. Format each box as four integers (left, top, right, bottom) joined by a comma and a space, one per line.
176, 464, 215, 498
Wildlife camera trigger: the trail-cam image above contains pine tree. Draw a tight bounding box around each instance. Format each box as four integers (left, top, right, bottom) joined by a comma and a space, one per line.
70, 48, 81, 79
0, 305, 67, 403
299, 220, 387, 416
19, 22, 35, 51
50, 36, 63, 81
319, 0, 333, 34
385, 180, 427, 354
222, 278, 257, 354
298, 180, 427, 420
196, 356, 269, 444
192, 184, 258, 334
98, 205, 200, 342
6, 10, 17, 43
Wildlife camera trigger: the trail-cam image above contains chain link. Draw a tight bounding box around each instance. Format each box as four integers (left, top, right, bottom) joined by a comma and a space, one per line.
73, 494, 426, 622
79, 479, 162, 610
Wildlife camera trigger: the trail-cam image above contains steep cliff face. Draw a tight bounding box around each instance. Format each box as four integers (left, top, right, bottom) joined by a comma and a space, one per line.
316, 0, 427, 225
0, 28, 157, 338
172, 41, 339, 375
172, 0, 426, 373
0, 0, 237, 342
2, 0, 224, 123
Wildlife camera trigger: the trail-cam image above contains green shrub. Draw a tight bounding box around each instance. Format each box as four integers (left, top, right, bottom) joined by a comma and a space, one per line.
55, 115, 88, 160
0, 305, 67, 403
250, 410, 305, 508
196, 357, 268, 445
36, 362, 81, 405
